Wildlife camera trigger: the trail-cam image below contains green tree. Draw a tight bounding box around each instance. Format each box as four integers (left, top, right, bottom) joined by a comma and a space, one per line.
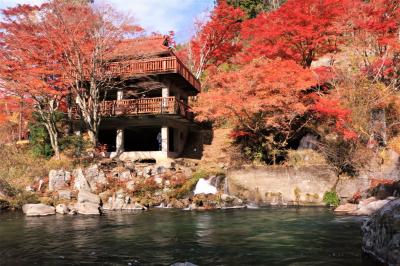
225, 0, 286, 18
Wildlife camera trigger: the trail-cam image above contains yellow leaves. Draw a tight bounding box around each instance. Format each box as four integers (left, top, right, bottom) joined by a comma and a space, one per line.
388, 136, 400, 154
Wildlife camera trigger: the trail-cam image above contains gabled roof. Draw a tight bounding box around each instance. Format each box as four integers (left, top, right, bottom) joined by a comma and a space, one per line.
108, 35, 171, 60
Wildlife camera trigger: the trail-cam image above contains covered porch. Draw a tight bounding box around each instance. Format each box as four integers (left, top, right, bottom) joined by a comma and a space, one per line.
98, 119, 192, 161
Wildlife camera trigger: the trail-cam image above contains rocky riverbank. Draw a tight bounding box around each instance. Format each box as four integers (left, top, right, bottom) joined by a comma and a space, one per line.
1, 159, 399, 216
361, 198, 400, 266
1, 159, 248, 216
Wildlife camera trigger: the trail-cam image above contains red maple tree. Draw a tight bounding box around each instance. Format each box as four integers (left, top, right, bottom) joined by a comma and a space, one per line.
239, 0, 348, 68
195, 59, 320, 161
178, 0, 245, 78
0, 4, 68, 157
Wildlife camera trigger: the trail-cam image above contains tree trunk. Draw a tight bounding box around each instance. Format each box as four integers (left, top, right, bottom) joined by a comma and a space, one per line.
88, 129, 97, 148
44, 121, 60, 160
18, 101, 23, 141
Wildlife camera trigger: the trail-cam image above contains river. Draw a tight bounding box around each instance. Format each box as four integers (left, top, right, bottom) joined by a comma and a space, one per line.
0, 208, 371, 265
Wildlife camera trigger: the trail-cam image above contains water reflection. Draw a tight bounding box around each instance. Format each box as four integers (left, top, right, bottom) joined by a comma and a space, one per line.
0, 208, 364, 265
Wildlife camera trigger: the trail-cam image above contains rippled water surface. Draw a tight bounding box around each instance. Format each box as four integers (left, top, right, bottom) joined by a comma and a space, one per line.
0, 208, 368, 265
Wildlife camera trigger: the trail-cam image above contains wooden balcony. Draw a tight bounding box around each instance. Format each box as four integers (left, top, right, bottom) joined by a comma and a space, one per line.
90, 96, 194, 120
106, 56, 201, 91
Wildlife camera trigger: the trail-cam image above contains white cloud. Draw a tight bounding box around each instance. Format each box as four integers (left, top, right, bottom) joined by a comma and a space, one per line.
0, 0, 213, 42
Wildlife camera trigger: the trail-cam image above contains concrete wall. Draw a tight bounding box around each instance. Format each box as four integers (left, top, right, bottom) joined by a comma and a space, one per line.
227, 165, 338, 206
227, 165, 380, 205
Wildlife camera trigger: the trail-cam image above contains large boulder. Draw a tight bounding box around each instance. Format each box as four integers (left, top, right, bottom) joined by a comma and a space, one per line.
76, 190, 102, 215
78, 190, 101, 205
22, 204, 55, 216
48, 170, 70, 191
84, 164, 108, 190
352, 199, 390, 216
73, 168, 91, 191
334, 203, 358, 214
117, 170, 131, 181
75, 202, 101, 215
55, 204, 69, 214
362, 198, 400, 266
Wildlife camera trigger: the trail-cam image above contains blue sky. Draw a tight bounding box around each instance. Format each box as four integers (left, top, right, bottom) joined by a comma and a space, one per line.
0, 0, 214, 43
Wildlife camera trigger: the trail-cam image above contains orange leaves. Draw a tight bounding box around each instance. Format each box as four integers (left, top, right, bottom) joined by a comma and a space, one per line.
181, 0, 245, 78
0, 3, 67, 101
240, 0, 349, 67
195, 59, 318, 131
312, 97, 357, 140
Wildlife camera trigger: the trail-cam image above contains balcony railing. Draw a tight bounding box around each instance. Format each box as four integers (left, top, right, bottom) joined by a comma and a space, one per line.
106, 56, 201, 91
71, 97, 192, 120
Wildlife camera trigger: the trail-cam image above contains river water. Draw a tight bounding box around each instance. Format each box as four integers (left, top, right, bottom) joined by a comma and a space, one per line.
0, 208, 371, 266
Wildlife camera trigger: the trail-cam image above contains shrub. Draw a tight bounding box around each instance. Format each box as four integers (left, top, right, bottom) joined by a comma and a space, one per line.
323, 191, 340, 207
59, 134, 89, 157
9, 192, 40, 209
29, 123, 53, 158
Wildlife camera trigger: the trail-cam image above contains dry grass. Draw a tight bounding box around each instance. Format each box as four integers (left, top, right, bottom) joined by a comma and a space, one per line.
388, 136, 400, 154
0, 144, 75, 190
286, 149, 327, 167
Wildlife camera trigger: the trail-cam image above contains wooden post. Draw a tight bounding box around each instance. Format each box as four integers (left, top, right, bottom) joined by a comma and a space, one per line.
162, 87, 169, 113
161, 126, 168, 154
116, 128, 124, 154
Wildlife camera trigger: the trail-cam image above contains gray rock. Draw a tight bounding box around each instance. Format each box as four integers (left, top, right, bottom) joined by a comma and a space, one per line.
84, 164, 108, 190
58, 190, 71, 200
143, 166, 153, 177
55, 204, 69, 214
362, 198, 400, 266
124, 161, 135, 170
73, 168, 91, 191
126, 181, 135, 191
334, 203, 358, 214
352, 199, 389, 216
49, 170, 69, 191
113, 190, 125, 210
118, 170, 131, 181
220, 194, 243, 207
78, 190, 101, 205
154, 176, 163, 185
155, 165, 167, 174
75, 202, 101, 215
22, 204, 55, 216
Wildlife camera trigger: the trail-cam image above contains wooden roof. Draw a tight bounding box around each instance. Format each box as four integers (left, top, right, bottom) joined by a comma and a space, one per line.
108, 35, 171, 60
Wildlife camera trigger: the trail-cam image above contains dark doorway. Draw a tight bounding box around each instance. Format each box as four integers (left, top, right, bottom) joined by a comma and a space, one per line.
98, 129, 117, 152
124, 127, 160, 151
168, 127, 175, 152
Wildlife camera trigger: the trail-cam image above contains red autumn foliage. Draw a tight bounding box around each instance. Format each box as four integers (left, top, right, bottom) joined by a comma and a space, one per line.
347, 0, 400, 84
177, 0, 245, 78
369, 178, 395, 189
195, 59, 318, 138
312, 97, 357, 140
239, 0, 349, 67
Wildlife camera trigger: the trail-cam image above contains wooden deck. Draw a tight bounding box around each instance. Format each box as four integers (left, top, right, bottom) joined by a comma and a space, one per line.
85, 97, 194, 120
106, 56, 201, 91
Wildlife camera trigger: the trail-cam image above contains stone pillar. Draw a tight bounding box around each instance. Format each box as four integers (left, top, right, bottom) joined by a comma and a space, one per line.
162, 87, 169, 112
116, 128, 124, 153
162, 87, 169, 98
161, 126, 168, 153
117, 90, 124, 100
